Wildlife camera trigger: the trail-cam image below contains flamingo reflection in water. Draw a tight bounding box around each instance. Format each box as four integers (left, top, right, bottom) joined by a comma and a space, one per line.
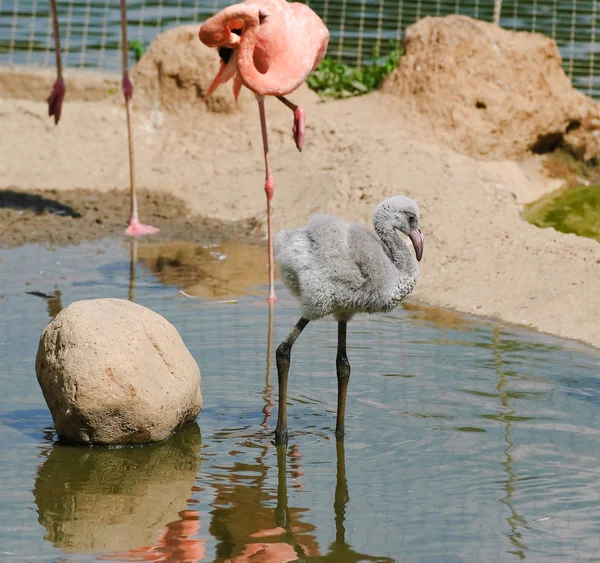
205, 307, 392, 562
207, 304, 318, 562
97, 509, 206, 562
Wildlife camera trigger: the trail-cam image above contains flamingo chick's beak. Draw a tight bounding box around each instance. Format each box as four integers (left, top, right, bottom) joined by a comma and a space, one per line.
409, 228, 424, 262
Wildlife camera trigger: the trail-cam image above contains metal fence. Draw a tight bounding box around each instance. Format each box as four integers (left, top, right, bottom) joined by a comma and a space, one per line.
0, 0, 599, 96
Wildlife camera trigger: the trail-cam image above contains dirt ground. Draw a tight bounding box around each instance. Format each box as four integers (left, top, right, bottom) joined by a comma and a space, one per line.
0, 187, 261, 248
1, 19, 600, 349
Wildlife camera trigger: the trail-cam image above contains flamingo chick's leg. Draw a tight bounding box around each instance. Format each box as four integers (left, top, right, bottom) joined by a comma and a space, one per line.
274, 444, 290, 529
47, 0, 65, 124
275, 317, 310, 444
335, 320, 351, 439
120, 0, 159, 237
334, 439, 349, 529
276, 96, 306, 152
257, 95, 276, 302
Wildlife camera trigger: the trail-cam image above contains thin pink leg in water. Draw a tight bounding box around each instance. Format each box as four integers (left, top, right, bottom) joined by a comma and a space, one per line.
257, 95, 276, 303
121, 0, 159, 237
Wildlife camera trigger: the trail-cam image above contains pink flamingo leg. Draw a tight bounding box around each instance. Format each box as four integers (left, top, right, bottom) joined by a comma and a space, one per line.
47, 0, 65, 124
120, 0, 159, 237
257, 95, 276, 303
276, 96, 305, 152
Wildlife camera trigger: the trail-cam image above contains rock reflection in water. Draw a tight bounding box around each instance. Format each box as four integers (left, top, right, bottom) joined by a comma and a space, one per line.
33, 423, 202, 556
136, 240, 272, 299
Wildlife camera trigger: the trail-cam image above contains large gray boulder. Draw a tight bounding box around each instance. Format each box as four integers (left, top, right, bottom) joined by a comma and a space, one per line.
35, 298, 202, 445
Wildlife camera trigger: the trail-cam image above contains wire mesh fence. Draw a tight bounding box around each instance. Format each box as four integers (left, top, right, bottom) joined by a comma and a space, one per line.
0, 0, 599, 96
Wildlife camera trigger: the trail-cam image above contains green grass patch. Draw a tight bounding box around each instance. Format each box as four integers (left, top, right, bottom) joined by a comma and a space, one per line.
523, 184, 600, 242
307, 46, 404, 99
128, 39, 146, 62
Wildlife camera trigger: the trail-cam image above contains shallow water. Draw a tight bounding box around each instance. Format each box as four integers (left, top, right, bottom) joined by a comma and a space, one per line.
1, 238, 600, 562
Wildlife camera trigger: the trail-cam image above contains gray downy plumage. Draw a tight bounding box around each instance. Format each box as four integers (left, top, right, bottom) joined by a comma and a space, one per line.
275, 195, 424, 321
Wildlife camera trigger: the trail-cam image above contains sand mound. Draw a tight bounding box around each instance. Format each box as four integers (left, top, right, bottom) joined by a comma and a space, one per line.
132, 24, 254, 114
383, 15, 600, 161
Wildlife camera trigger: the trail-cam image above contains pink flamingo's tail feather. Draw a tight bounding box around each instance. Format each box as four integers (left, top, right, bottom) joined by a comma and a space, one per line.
233, 73, 243, 102
203, 58, 237, 101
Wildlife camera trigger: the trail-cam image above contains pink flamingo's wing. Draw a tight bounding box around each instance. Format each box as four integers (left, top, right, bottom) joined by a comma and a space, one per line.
242, 0, 329, 95
288, 2, 330, 71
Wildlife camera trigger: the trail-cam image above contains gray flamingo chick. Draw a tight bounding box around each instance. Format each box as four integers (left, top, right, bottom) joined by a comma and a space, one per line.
273, 195, 424, 444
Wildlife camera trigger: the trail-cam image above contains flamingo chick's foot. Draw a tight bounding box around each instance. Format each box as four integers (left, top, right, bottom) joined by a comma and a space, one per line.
125, 219, 160, 237
292, 107, 306, 152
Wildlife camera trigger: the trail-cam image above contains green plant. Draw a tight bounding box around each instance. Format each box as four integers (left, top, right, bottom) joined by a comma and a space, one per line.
307, 45, 403, 99
128, 39, 146, 62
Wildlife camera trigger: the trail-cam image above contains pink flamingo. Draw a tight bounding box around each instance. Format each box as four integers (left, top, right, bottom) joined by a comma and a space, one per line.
199, 0, 329, 303
47, 0, 159, 237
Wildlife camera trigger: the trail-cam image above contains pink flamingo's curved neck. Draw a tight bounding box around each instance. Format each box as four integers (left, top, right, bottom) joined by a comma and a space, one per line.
199, 4, 254, 48
199, 3, 299, 97
235, 19, 291, 96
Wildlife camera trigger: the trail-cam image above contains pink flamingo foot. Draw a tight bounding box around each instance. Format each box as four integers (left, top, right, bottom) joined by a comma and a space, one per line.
292, 106, 305, 152
267, 293, 277, 304
47, 77, 66, 125
125, 219, 160, 237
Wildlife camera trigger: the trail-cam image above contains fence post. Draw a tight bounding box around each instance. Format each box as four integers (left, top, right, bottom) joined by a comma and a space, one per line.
493, 0, 502, 25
